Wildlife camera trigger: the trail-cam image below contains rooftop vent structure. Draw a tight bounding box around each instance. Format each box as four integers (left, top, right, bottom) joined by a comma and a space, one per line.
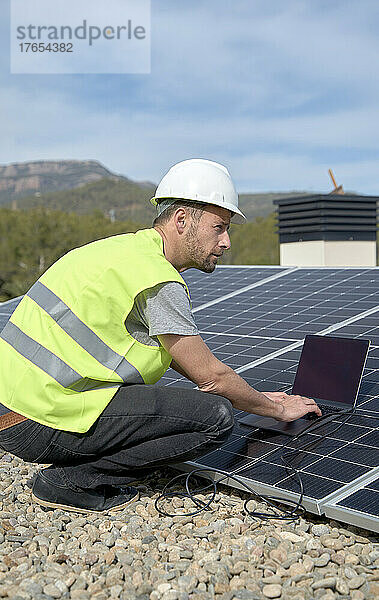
274, 193, 378, 267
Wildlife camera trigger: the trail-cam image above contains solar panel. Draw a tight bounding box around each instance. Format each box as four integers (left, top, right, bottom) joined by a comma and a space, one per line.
193, 268, 378, 340
323, 473, 379, 532
1, 266, 378, 531
338, 478, 379, 513
182, 347, 379, 512
181, 411, 379, 521
331, 314, 379, 346
176, 266, 379, 530
160, 268, 379, 390
182, 266, 289, 309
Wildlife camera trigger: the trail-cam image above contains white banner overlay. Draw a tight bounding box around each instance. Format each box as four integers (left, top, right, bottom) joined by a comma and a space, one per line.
10, 0, 150, 74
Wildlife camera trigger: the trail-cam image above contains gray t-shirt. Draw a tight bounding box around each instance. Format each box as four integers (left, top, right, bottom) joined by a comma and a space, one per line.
125, 281, 199, 347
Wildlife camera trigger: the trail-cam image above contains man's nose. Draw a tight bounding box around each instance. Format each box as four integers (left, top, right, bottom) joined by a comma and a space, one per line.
220, 230, 231, 250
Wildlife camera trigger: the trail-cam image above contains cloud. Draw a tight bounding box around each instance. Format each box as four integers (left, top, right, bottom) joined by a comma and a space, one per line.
0, 0, 378, 194
228, 152, 379, 194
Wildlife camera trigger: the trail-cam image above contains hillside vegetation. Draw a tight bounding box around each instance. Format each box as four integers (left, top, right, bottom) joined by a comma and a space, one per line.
1, 160, 311, 221
9, 177, 313, 224
1, 160, 374, 301
12, 178, 156, 224
0, 162, 289, 300
220, 213, 279, 266
0, 207, 279, 300
0, 208, 141, 300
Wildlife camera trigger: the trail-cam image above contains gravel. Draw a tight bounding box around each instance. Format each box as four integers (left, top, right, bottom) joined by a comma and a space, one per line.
0, 452, 378, 600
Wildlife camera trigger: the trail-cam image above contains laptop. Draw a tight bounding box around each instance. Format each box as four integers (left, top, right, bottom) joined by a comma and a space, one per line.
238, 334, 370, 436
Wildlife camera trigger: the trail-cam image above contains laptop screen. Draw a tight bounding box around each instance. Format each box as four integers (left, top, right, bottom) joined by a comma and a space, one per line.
292, 335, 370, 405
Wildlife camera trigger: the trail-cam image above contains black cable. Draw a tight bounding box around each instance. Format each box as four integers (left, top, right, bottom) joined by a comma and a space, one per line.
154, 408, 357, 521
154, 467, 305, 520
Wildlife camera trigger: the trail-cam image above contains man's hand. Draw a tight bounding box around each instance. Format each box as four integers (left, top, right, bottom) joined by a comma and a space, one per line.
264, 392, 292, 404
160, 334, 321, 422
264, 391, 322, 421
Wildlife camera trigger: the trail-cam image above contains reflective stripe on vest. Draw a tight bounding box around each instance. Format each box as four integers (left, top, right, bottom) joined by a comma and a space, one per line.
2, 279, 145, 389
1, 321, 121, 392
25, 281, 143, 384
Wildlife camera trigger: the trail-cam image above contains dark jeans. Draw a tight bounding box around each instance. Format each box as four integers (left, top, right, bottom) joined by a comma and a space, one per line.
0, 385, 234, 491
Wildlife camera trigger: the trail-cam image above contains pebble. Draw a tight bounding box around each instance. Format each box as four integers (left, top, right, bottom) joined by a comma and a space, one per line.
262, 584, 282, 598
311, 524, 330, 536
348, 575, 365, 589
234, 591, 261, 599
311, 577, 336, 590
306, 538, 322, 551
157, 583, 172, 594
335, 578, 349, 595
19, 581, 43, 595
142, 535, 157, 544
43, 583, 62, 598
280, 531, 304, 543
302, 557, 314, 572
320, 536, 344, 551
0, 458, 374, 600
314, 553, 331, 567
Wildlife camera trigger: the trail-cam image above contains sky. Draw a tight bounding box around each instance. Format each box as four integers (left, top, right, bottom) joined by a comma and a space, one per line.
1, 0, 379, 194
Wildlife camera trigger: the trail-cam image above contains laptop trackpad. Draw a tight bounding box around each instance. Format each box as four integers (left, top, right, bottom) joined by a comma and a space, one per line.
238, 413, 310, 436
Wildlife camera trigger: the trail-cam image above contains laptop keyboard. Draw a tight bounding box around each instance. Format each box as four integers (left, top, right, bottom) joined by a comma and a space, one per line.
305, 404, 342, 420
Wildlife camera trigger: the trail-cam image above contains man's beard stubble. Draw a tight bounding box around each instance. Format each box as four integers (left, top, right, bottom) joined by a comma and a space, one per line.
185, 223, 216, 273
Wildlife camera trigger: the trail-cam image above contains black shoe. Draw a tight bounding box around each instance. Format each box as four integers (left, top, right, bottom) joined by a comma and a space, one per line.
31, 471, 139, 514
26, 473, 37, 489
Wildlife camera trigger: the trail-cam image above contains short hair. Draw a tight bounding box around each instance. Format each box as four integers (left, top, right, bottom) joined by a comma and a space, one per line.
153, 199, 206, 227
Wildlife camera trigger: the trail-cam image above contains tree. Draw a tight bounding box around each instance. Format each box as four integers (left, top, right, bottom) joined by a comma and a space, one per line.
0, 208, 141, 300
221, 213, 279, 265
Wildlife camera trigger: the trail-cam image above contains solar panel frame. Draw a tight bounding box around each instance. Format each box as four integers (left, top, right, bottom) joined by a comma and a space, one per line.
322, 470, 379, 532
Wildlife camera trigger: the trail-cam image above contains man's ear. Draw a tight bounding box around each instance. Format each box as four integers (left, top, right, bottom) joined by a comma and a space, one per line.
174, 208, 187, 233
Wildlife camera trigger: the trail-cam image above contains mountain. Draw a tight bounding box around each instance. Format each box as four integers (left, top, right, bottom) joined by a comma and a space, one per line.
0, 159, 316, 223
0, 159, 136, 205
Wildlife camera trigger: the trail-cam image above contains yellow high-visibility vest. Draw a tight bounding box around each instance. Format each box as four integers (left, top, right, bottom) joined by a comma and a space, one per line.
0, 228, 189, 432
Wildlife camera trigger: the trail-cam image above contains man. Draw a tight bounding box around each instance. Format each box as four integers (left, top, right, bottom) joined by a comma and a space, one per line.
0, 159, 321, 513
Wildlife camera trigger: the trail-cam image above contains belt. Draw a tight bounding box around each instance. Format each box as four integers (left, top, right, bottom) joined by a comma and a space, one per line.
0, 411, 28, 432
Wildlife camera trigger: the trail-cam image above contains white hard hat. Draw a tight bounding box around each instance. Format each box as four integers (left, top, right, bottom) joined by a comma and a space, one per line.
151, 159, 246, 224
